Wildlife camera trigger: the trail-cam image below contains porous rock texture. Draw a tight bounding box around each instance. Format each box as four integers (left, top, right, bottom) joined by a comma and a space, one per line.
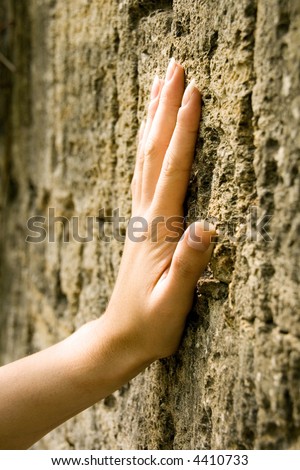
1, 0, 300, 450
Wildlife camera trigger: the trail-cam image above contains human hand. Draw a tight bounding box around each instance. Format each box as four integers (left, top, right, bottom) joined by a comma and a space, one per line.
0, 60, 216, 449
104, 59, 216, 362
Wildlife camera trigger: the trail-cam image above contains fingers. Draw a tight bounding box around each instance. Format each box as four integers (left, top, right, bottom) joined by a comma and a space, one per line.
131, 120, 145, 212
132, 62, 201, 217
132, 76, 163, 210
164, 221, 216, 300
143, 76, 165, 145
141, 59, 185, 207
152, 80, 201, 214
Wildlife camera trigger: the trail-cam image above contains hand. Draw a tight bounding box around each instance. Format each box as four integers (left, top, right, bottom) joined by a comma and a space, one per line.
104, 59, 216, 362
0, 59, 216, 449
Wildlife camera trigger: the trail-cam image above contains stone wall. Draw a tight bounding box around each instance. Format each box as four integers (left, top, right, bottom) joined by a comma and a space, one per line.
0, 0, 299, 449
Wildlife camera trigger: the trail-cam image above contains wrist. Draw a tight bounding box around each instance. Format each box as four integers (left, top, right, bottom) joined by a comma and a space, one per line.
65, 315, 154, 403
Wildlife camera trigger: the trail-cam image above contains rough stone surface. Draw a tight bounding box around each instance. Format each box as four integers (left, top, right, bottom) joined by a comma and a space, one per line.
1, 0, 300, 450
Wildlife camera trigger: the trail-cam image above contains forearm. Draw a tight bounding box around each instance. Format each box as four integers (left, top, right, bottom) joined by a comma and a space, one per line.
0, 315, 151, 449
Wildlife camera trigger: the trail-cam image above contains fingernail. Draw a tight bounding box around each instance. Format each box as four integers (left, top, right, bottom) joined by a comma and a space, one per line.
150, 75, 160, 100
186, 221, 216, 252
182, 79, 197, 106
166, 57, 177, 82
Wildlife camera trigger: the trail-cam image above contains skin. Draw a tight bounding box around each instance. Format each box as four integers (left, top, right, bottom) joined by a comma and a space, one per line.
0, 60, 216, 449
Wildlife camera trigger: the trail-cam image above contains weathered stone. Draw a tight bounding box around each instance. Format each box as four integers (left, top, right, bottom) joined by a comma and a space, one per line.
0, 0, 299, 450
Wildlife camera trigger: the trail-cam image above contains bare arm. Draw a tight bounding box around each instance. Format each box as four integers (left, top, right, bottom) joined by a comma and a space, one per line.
0, 60, 216, 449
